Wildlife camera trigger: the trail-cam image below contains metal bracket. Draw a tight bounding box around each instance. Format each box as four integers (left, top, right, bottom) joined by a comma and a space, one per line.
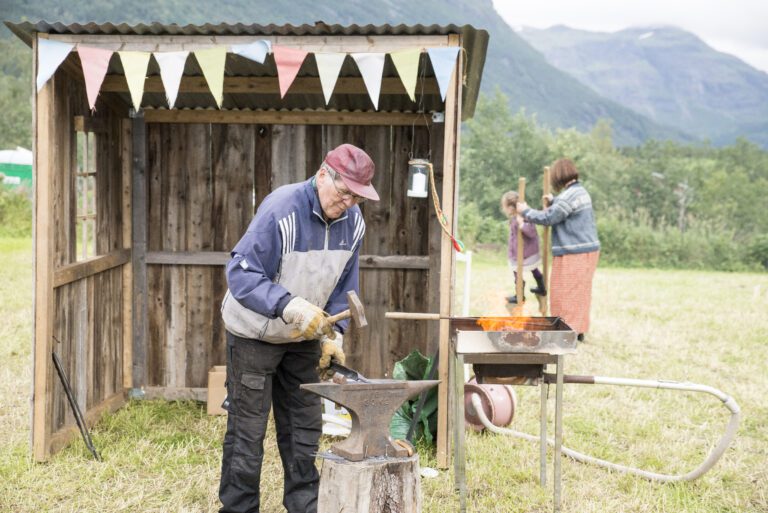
128, 388, 146, 399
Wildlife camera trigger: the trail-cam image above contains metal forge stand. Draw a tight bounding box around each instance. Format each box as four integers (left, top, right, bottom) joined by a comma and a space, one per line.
451, 316, 577, 513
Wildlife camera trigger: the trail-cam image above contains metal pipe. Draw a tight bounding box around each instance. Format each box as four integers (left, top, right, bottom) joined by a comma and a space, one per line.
469, 374, 740, 482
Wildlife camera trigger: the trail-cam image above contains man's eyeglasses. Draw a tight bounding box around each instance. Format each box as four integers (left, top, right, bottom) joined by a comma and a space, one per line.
324, 166, 366, 203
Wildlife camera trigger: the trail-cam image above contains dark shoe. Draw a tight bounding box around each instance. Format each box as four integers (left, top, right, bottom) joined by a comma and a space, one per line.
506, 295, 520, 304
530, 286, 547, 296
577, 333, 585, 342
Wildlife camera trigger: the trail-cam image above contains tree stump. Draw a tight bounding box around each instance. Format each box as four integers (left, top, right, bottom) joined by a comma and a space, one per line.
318, 454, 421, 513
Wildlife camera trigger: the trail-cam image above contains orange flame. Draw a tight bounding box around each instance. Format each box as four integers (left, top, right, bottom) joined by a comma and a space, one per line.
476, 316, 554, 332
476, 317, 527, 332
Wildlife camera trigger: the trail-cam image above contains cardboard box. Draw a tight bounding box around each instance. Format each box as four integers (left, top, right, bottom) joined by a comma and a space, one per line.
207, 365, 227, 415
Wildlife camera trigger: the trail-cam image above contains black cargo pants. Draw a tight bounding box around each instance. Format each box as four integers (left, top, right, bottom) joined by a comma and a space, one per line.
219, 331, 322, 513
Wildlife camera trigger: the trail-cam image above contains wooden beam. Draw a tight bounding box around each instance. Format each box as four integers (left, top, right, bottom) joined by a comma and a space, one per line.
146, 251, 230, 266
45, 34, 451, 53
47, 391, 126, 455
32, 34, 55, 462
436, 33, 463, 470
144, 251, 429, 269
359, 255, 429, 269
142, 386, 208, 402
73, 115, 109, 133
101, 75, 440, 96
142, 109, 432, 126
53, 249, 131, 288
121, 119, 133, 390
131, 112, 148, 389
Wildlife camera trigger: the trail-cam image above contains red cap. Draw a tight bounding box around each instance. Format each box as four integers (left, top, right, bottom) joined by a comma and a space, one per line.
323, 144, 379, 201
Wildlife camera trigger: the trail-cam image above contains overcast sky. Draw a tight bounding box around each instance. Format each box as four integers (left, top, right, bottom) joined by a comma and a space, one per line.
492, 0, 768, 73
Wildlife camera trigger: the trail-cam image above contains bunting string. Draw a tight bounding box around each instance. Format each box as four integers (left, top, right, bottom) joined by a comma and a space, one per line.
36, 41, 462, 112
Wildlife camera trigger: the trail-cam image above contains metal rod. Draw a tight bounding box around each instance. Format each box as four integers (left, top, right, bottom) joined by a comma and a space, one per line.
51, 348, 101, 461
471, 374, 740, 483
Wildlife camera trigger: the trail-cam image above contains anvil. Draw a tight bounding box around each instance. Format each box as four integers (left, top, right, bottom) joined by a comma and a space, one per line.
301, 379, 440, 461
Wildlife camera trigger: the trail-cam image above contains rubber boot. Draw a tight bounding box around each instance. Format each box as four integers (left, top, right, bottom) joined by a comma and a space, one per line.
530, 274, 547, 296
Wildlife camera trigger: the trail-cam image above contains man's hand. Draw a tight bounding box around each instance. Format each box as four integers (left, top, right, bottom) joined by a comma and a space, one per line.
281, 297, 336, 340
318, 332, 345, 380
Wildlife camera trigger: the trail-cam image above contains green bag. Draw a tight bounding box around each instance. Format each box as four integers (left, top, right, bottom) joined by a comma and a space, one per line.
389, 350, 438, 444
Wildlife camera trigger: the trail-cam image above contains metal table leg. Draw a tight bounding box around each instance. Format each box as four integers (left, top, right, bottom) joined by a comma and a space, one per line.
454, 354, 467, 512
554, 355, 564, 512
540, 367, 547, 486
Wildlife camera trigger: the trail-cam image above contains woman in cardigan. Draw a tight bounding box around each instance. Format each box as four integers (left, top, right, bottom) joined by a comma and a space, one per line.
517, 158, 600, 341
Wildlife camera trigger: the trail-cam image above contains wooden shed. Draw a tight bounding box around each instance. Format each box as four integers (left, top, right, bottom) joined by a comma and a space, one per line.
6, 21, 488, 465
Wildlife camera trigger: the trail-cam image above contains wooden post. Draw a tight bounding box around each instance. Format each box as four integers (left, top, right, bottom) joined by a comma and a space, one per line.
32, 34, 56, 461
121, 118, 133, 390
318, 455, 421, 513
131, 111, 148, 390
513, 177, 526, 315
436, 33, 463, 469
541, 167, 551, 316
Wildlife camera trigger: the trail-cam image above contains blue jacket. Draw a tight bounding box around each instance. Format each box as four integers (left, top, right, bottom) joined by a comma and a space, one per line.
221, 178, 365, 342
522, 182, 600, 257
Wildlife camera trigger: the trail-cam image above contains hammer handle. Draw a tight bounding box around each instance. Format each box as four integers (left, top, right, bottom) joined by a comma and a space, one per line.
385, 312, 441, 320
327, 309, 351, 323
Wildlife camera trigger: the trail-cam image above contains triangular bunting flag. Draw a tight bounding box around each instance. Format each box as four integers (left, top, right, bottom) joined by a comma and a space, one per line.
351, 53, 386, 110
118, 51, 151, 110
194, 47, 227, 108
273, 46, 308, 98
314, 53, 346, 105
231, 40, 271, 64
36, 39, 75, 91
390, 49, 421, 102
427, 47, 460, 101
77, 46, 114, 111
154, 51, 189, 109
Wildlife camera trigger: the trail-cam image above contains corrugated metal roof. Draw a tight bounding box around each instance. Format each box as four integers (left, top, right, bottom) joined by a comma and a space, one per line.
4, 21, 488, 119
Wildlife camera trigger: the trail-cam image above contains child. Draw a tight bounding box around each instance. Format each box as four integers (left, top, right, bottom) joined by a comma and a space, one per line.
516, 159, 600, 341
500, 191, 546, 304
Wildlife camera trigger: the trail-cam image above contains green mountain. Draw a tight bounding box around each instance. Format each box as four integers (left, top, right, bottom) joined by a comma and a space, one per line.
2, 0, 691, 147
518, 25, 768, 147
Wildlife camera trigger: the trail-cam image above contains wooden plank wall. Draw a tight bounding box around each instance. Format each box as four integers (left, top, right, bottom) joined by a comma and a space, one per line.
144, 122, 435, 386
324, 125, 432, 378
45, 70, 127, 455
146, 123, 257, 387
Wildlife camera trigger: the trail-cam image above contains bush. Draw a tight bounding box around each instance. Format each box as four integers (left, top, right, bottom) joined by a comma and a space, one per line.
596, 209, 756, 271
748, 235, 768, 270
0, 185, 32, 237
458, 201, 508, 249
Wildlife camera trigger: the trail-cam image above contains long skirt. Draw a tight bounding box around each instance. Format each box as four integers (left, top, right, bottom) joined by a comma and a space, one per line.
549, 251, 599, 334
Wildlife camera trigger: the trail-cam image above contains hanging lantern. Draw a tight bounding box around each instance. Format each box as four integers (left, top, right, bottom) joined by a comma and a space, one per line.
407, 158, 430, 198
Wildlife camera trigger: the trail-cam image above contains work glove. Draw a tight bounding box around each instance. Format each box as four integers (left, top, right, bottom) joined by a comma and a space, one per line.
318, 332, 345, 380
281, 297, 336, 341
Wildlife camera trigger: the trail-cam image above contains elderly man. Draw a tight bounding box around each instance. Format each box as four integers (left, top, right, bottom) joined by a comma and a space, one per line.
218, 144, 379, 513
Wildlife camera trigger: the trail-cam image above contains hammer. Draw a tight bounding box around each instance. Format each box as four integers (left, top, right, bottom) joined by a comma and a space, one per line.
326, 290, 368, 328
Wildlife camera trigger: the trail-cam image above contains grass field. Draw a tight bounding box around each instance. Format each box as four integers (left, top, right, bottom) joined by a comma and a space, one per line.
1, 238, 766, 512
